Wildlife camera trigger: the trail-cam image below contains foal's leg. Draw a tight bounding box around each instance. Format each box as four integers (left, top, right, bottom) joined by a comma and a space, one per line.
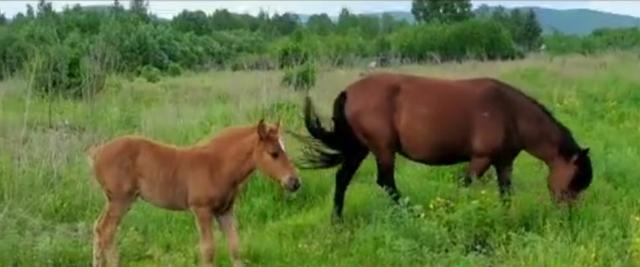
333, 149, 367, 220
217, 211, 243, 267
93, 198, 133, 267
462, 157, 492, 186
192, 206, 215, 267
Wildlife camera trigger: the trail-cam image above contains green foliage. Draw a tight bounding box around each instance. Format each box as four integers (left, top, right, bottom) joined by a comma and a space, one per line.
5, 1, 637, 98
277, 31, 313, 69
306, 14, 334, 35
411, 0, 473, 24
545, 27, 640, 55
0, 11, 6, 25
1, 54, 639, 266
167, 62, 182, 76
391, 19, 519, 63
139, 65, 161, 83
282, 61, 317, 91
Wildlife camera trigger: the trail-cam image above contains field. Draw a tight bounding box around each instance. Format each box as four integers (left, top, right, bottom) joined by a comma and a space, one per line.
1, 53, 639, 267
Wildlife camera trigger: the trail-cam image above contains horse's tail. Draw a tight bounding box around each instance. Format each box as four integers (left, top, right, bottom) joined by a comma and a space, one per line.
293, 91, 353, 169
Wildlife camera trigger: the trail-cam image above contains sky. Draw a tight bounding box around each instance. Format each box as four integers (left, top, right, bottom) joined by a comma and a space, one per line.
1, 1, 640, 19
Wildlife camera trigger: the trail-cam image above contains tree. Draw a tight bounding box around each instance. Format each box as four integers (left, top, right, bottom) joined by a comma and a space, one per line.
26, 4, 35, 18
172, 10, 210, 35
271, 12, 299, 35
210, 9, 245, 31
381, 13, 409, 34
130, 0, 148, 16
36, 0, 54, 18
522, 9, 542, 50
357, 15, 381, 38
490, 6, 509, 24
306, 13, 334, 35
411, 0, 472, 23
0, 10, 6, 25
337, 8, 358, 33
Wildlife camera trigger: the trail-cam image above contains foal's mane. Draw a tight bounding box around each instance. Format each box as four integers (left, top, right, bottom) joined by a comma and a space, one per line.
498, 81, 581, 160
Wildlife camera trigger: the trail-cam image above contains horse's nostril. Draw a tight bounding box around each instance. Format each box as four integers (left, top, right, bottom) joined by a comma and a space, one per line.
288, 177, 301, 191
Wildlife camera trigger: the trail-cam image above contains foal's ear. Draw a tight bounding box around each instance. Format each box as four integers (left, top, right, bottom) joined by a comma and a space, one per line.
257, 119, 268, 140
275, 118, 281, 131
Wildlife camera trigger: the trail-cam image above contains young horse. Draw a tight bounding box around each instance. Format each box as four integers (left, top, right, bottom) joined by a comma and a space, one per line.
88, 119, 300, 267
298, 72, 592, 219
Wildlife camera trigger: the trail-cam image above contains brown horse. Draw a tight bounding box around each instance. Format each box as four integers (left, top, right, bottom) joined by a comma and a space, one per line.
298, 72, 592, 219
88, 119, 300, 267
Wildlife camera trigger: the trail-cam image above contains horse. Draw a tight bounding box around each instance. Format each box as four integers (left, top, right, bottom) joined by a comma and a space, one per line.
88, 119, 300, 267
297, 72, 592, 220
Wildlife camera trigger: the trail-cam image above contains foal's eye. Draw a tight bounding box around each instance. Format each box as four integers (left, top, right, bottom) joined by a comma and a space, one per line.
270, 152, 279, 159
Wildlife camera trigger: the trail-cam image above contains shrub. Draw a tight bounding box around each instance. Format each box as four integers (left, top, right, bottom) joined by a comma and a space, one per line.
139, 65, 161, 83
167, 62, 182, 76
281, 61, 316, 91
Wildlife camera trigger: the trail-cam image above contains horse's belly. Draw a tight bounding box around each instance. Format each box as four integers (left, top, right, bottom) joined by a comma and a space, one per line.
138, 179, 189, 210
400, 143, 470, 165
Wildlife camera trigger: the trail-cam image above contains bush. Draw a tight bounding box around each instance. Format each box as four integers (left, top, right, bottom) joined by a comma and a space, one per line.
391, 20, 518, 63
281, 61, 316, 91
139, 65, 161, 83
167, 62, 182, 76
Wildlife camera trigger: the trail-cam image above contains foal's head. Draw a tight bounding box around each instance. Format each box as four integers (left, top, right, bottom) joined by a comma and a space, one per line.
254, 119, 301, 192
549, 148, 593, 203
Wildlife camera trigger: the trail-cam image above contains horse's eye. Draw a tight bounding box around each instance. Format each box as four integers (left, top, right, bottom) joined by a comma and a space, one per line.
270, 152, 279, 159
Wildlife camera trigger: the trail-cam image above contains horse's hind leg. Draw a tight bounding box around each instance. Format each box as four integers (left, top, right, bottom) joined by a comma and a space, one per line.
93, 197, 133, 267
462, 157, 492, 186
373, 150, 401, 203
333, 148, 368, 221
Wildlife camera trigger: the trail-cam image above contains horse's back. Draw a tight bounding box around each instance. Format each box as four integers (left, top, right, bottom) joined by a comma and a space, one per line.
343, 73, 514, 164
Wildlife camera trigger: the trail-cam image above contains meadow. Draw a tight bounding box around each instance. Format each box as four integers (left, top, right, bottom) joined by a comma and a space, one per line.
1, 53, 639, 267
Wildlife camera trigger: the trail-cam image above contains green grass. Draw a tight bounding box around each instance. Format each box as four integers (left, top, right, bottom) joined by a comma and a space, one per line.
1, 53, 640, 267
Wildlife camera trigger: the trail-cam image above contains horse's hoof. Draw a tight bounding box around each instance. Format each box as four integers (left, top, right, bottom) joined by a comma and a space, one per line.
330, 212, 343, 224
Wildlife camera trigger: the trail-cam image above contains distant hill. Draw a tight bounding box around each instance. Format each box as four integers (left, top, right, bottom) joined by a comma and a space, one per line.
524, 7, 640, 35
298, 7, 640, 35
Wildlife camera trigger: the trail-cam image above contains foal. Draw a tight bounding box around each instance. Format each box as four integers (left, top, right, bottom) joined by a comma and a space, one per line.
88, 119, 300, 267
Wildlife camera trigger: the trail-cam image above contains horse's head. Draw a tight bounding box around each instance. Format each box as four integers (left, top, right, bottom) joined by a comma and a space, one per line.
253, 119, 301, 192
549, 148, 593, 203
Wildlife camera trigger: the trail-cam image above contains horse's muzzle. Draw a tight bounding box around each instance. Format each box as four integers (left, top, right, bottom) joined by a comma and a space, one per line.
285, 176, 301, 192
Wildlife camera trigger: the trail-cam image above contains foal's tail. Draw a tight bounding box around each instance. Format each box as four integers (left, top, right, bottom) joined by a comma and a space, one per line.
293, 91, 354, 169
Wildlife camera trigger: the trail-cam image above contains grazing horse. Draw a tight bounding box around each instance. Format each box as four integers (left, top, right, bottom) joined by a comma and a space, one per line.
88, 120, 300, 267
298, 72, 592, 219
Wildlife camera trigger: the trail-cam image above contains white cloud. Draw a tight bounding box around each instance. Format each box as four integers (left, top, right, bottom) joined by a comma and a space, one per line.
1, 0, 639, 18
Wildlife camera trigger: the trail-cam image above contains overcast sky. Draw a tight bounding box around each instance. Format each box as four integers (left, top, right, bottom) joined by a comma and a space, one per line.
1, 1, 640, 19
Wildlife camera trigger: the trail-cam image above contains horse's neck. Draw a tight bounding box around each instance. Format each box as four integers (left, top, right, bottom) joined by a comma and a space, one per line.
203, 130, 258, 186
521, 125, 569, 168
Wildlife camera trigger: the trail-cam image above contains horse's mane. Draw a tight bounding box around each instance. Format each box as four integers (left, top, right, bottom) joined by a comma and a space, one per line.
498, 81, 581, 160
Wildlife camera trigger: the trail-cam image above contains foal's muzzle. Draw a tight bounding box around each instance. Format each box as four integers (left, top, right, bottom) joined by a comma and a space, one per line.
284, 176, 301, 192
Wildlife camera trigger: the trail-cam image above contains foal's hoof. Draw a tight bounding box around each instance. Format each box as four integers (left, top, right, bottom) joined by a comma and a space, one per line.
232, 260, 245, 267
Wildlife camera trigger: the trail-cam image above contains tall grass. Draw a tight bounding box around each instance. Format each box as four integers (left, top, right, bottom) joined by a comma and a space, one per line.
1, 53, 639, 267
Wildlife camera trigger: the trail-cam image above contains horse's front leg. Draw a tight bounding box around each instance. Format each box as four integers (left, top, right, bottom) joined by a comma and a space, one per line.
217, 211, 244, 267
192, 206, 215, 267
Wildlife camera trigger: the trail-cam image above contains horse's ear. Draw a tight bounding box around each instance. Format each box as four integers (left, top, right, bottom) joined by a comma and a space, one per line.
257, 119, 268, 140
581, 148, 590, 156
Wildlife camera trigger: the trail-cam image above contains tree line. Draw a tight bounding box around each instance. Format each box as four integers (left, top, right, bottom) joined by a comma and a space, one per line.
0, 0, 638, 96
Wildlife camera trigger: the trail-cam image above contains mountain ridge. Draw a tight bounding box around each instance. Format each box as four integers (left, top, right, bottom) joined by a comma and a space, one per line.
297, 6, 640, 35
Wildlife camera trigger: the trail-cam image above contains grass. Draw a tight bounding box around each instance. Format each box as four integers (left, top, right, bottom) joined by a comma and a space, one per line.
1, 53, 640, 267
